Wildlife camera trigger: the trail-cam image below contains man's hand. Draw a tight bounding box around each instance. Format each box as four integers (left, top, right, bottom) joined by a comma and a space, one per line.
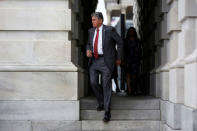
86, 50, 92, 58
116, 59, 121, 65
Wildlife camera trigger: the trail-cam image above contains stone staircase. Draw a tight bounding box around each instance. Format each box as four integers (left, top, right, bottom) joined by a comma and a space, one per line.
80, 95, 161, 131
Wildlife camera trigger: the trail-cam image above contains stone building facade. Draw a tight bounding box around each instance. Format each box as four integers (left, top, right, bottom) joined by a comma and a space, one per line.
0, 0, 196, 130
0, 0, 97, 130
132, 0, 197, 130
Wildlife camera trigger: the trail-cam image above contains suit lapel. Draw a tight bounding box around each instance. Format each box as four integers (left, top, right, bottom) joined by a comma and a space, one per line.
90, 28, 96, 51
102, 25, 105, 47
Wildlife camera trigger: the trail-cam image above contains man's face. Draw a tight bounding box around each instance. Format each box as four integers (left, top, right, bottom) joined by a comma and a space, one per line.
92, 16, 103, 28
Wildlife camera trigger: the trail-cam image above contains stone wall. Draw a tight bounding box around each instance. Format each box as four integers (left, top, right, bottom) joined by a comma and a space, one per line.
133, 0, 197, 130
0, 0, 97, 130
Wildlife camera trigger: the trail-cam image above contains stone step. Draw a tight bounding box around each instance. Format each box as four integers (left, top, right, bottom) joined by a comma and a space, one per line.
80, 96, 160, 110
81, 110, 160, 120
82, 120, 160, 131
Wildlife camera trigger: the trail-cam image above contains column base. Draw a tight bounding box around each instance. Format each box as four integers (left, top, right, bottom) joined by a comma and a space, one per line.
181, 105, 197, 131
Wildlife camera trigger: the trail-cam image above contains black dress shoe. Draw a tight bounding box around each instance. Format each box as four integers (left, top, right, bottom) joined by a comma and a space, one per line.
96, 105, 104, 111
103, 111, 111, 122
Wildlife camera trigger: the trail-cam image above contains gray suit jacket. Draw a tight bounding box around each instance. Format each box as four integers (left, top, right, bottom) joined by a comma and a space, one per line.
86, 24, 123, 72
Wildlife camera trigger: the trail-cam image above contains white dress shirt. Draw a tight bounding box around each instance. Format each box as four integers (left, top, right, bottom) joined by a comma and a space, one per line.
93, 24, 103, 55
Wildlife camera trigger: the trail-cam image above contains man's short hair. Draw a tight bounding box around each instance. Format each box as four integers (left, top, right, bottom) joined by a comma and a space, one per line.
91, 12, 104, 21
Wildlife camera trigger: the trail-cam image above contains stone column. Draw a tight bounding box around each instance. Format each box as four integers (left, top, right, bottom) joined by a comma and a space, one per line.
151, 0, 170, 100
121, 6, 127, 14
151, 1, 171, 130
160, 0, 181, 104
71, 0, 87, 98
0, 0, 81, 130
161, 0, 183, 130
168, 0, 184, 104
133, 0, 139, 31
107, 10, 112, 25
179, 0, 197, 130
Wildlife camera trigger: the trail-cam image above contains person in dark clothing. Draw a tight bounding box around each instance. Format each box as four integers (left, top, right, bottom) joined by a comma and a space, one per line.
124, 27, 142, 96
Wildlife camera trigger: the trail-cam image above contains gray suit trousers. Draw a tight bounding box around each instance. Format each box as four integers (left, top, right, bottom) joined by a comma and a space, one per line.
89, 57, 112, 112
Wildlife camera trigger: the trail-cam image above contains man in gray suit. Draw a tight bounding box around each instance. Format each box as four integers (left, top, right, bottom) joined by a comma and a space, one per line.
86, 12, 123, 122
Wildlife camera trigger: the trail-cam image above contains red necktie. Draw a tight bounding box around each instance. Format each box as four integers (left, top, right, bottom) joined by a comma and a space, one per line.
94, 28, 99, 59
